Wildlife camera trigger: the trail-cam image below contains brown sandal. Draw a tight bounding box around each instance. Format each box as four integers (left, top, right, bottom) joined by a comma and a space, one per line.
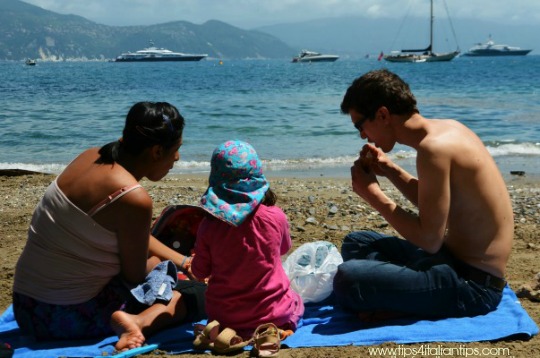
193, 320, 220, 350
193, 320, 250, 354
213, 327, 251, 354
252, 323, 281, 357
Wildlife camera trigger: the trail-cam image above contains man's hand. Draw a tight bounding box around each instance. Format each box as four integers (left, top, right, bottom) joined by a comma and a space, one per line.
351, 156, 379, 200
360, 144, 393, 177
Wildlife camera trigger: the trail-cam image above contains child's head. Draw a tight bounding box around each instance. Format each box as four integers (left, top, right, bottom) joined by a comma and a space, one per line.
200, 140, 269, 226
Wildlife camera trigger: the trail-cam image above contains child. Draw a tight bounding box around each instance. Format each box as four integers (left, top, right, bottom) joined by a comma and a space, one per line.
191, 140, 304, 342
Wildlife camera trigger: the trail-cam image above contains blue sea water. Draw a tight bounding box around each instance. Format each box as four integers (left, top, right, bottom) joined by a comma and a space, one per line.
1, 56, 539, 178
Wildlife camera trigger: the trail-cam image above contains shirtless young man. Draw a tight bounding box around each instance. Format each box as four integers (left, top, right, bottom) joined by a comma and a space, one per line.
333, 69, 514, 319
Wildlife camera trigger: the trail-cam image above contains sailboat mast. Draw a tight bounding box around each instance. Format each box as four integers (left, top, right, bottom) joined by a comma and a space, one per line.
429, 0, 434, 55
384, 0, 458, 62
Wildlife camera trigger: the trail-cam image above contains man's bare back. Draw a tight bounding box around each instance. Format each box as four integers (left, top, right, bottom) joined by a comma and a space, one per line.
421, 119, 513, 278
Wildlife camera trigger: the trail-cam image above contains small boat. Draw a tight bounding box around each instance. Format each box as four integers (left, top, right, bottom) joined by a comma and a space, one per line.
292, 50, 339, 63
463, 36, 532, 57
25, 59, 36, 66
115, 41, 208, 62
384, 0, 460, 63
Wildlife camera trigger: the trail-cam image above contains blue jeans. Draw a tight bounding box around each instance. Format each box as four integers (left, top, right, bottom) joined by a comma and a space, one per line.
333, 231, 502, 318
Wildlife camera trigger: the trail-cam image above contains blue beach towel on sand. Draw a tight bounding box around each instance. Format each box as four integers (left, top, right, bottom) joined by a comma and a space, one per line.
0, 286, 537, 357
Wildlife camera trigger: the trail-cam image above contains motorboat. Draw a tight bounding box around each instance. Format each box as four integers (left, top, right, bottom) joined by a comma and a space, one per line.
463, 37, 532, 57
384, 0, 460, 63
292, 50, 339, 63
25, 59, 36, 66
115, 41, 208, 62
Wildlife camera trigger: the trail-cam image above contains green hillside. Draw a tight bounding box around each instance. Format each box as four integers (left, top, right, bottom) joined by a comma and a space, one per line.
0, 0, 295, 60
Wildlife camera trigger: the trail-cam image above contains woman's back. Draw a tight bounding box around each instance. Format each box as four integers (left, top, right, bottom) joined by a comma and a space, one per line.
13, 176, 123, 304
56, 148, 143, 228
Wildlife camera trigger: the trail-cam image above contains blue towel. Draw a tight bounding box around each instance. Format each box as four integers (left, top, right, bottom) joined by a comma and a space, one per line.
130, 260, 178, 305
285, 286, 539, 347
0, 286, 537, 357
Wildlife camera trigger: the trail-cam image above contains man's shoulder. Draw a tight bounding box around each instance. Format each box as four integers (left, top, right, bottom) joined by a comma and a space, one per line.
420, 120, 475, 152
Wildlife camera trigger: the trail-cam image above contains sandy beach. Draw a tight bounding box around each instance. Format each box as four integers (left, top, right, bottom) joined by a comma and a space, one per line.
1, 171, 539, 357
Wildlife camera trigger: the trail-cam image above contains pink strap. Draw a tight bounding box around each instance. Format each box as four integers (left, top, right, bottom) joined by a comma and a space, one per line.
87, 184, 142, 217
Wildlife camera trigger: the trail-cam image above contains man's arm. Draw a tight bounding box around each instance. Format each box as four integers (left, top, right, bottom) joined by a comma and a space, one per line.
382, 162, 419, 207
352, 146, 451, 253
362, 144, 419, 206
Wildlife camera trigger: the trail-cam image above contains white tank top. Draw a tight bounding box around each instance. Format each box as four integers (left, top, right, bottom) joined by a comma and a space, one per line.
13, 179, 142, 305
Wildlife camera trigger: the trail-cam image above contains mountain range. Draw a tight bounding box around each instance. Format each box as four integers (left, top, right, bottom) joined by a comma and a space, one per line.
0, 0, 295, 61
1, 0, 537, 61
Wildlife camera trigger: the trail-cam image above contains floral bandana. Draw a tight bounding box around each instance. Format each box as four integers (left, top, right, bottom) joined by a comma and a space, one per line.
200, 140, 269, 226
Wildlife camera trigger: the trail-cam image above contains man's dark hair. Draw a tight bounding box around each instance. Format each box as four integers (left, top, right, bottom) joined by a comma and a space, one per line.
341, 69, 419, 118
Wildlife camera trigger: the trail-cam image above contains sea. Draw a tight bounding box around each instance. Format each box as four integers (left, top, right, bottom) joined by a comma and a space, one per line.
1, 56, 539, 179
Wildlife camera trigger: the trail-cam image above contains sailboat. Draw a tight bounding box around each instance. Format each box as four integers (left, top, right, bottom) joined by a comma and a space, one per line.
384, 0, 460, 63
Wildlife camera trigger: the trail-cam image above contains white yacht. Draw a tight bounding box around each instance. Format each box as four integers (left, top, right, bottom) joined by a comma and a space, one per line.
463, 37, 532, 57
115, 41, 207, 62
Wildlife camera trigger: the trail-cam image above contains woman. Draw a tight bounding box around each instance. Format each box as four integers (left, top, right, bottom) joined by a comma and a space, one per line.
13, 102, 205, 351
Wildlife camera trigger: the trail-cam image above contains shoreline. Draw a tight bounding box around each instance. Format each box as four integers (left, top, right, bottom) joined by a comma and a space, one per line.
3, 153, 540, 182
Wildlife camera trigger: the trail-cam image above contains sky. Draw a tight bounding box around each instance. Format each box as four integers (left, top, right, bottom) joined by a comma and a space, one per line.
21, 0, 540, 29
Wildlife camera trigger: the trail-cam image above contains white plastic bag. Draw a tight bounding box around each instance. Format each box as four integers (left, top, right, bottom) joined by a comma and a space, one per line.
283, 241, 343, 303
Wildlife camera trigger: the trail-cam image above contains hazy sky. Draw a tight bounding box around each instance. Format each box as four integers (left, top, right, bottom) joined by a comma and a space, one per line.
21, 0, 540, 29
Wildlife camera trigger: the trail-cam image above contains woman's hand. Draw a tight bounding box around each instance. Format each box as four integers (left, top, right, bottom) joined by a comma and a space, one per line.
186, 255, 210, 283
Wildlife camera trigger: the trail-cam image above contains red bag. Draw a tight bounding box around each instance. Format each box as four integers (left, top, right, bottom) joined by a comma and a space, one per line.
151, 205, 206, 256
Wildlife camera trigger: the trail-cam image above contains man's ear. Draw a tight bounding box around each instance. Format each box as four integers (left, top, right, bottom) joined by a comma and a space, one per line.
377, 106, 390, 119
377, 106, 392, 125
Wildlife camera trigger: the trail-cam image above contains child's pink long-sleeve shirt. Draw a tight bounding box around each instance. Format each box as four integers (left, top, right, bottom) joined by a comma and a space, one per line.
191, 204, 304, 338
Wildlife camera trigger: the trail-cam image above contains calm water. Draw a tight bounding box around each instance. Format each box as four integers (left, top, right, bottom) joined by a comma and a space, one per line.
1, 56, 539, 177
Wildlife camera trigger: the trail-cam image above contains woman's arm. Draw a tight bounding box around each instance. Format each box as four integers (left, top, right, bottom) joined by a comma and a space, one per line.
148, 235, 192, 272
115, 190, 154, 285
